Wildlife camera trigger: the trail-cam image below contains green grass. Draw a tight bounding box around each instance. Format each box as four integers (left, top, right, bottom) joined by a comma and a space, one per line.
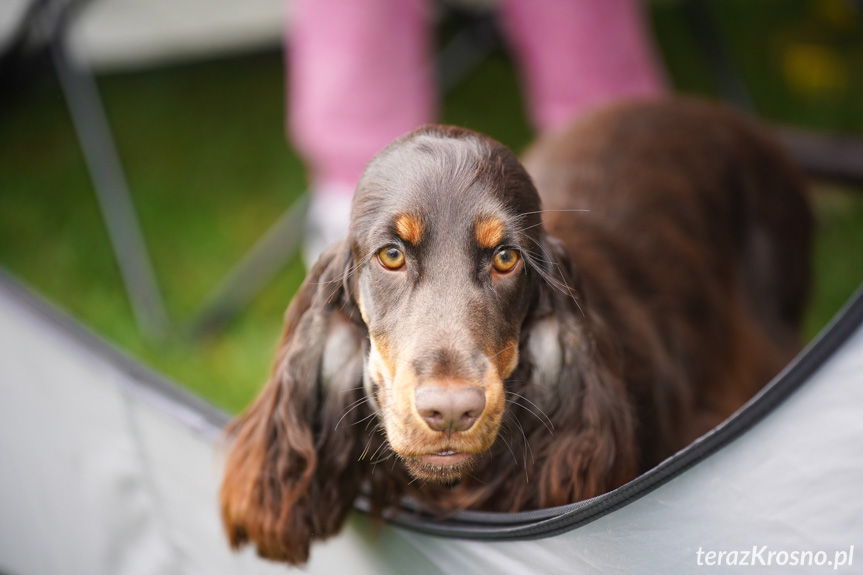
1, 52, 307, 412
807, 185, 863, 336
1, 0, 862, 414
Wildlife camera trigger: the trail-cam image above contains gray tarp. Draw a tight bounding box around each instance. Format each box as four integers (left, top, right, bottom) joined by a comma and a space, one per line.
1, 270, 862, 574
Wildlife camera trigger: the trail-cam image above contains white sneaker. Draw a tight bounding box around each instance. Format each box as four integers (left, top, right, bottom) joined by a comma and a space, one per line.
303, 182, 355, 270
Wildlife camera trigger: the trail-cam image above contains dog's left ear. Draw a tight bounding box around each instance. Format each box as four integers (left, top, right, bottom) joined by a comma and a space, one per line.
519, 232, 640, 507
219, 241, 368, 565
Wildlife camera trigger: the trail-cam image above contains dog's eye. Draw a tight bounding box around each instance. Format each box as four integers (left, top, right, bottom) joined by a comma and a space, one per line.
378, 246, 406, 270
492, 248, 519, 273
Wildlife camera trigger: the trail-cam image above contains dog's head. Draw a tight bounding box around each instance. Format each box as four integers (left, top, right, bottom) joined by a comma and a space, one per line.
220, 125, 618, 564
348, 125, 547, 481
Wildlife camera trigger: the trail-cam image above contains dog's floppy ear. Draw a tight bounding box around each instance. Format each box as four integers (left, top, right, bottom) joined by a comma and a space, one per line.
521, 233, 639, 507
219, 241, 368, 565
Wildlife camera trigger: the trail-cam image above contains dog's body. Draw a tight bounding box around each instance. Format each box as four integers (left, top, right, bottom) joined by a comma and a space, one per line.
220, 99, 812, 564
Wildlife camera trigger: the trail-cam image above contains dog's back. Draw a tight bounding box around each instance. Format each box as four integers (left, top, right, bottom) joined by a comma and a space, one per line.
524, 99, 813, 463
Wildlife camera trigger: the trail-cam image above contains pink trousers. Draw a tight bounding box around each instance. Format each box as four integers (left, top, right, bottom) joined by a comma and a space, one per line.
287, 0, 665, 194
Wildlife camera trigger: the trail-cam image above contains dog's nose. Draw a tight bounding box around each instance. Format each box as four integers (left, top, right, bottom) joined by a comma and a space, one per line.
415, 385, 486, 432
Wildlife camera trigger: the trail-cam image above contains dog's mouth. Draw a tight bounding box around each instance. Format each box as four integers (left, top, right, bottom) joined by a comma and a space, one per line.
423, 450, 472, 465
401, 450, 477, 483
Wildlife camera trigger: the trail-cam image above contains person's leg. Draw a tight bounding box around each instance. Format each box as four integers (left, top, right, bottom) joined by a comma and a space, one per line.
286, 0, 434, 262
498, 0, 666, 132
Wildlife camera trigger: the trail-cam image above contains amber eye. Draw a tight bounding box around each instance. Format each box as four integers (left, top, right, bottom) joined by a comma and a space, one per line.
492, 248, 519, 273
378, 246, 406, 270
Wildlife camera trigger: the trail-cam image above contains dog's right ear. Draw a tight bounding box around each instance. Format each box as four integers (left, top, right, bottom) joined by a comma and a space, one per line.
517, 232, 640, 508
219, 241, 368, 565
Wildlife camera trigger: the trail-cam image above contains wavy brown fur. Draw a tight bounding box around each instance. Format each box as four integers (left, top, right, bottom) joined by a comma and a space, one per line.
220, 98, 812, 564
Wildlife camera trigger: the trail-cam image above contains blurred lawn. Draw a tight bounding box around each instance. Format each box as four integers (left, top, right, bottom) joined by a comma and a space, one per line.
1, 0, 861, 413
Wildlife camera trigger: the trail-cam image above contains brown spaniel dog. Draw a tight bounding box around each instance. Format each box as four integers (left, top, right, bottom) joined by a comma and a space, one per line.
220, 98, 812, 564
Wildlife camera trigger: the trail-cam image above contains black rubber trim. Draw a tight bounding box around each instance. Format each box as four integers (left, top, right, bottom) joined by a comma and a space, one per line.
3, 266, 862, 541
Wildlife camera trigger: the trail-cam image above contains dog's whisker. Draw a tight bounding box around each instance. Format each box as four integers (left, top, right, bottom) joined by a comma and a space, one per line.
368, 437, 392, 463
517, 208, 591, 218
496, 425, 520, 469
360, 424, 387, 462
465, 471, 488, 486
501, 418, 532, 478
506, 391, 555, 433
352, 410, 380, 428
359, 435, 375, 461
370, 453, 394, 466
523, 234, 585, 317
505, 398, 551, 435
306, 279, 345, 312
513, 212, 590, 236
506, 417, 527, 471
505, 400, 554, 436
518, 244, 549, 258
364, 412, 382, 431
519, 221, 548, 233
490, 343, 519, 360
516, 418, 535, 472
334, 396, 371, 430
505, 377, 549, 391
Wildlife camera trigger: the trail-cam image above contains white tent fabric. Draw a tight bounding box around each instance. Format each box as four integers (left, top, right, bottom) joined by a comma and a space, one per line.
0, 274, 381, 575
1, 270, 862, 574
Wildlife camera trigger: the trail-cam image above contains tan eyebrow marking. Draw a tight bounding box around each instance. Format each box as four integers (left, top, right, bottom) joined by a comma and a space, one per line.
474, 217, 505, 248
395, 213, 424, 245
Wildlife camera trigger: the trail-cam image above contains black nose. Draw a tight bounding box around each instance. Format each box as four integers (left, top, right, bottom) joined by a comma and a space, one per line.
415, 384, 486, 432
